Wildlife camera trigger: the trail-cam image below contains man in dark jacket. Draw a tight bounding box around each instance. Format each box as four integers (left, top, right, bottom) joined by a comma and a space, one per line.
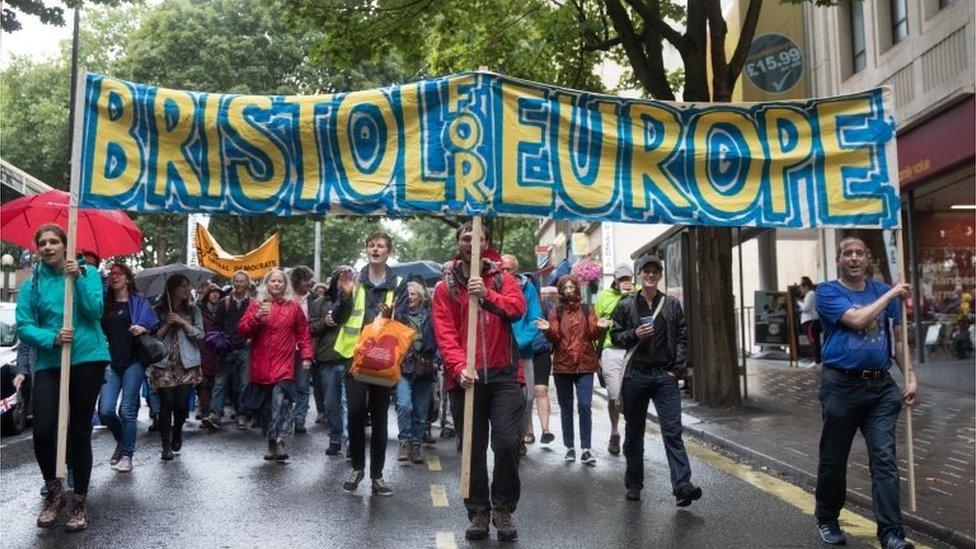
203, 270, 252, 430
308, 266, 354, 456
610, 255, 701, 506
432, 222, 526, 542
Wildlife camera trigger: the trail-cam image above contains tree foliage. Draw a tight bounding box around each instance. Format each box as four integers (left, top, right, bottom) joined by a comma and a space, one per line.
1, 0, 129, 33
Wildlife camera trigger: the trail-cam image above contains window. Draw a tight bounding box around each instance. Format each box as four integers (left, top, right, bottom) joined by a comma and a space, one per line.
850, 1, 867, 72
938, 0, 954, 8
891, 0, 908, 43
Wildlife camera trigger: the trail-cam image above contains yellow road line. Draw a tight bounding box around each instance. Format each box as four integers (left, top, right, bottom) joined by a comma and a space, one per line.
427, 455, 442, 471
644, 423, 932, 549
435, 531, 457, 549
430, 484, 449, 508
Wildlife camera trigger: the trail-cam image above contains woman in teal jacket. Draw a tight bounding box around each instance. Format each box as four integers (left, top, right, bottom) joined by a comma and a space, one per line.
14, 224, 110, 533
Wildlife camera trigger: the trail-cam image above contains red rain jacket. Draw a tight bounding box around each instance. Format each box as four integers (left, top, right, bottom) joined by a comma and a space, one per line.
238, 299, 313, 385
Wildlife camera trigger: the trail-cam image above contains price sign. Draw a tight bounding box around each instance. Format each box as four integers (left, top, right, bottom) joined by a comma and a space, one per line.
744, 34, 803, 94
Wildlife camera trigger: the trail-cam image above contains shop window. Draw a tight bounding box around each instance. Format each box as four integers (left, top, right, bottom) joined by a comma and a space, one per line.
850, 1, 867, 72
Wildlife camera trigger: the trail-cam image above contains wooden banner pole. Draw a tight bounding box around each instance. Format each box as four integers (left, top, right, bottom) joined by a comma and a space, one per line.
460, 216, 483, 499
894, 228, 917, 513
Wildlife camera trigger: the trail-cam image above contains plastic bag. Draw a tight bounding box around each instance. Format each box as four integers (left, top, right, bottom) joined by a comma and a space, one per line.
349, 316, 416, 387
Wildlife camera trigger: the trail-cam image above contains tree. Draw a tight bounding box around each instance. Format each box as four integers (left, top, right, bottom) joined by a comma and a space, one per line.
1, 0, 129, 33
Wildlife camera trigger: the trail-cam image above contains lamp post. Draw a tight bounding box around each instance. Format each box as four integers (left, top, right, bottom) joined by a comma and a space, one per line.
1, 254, 14, 302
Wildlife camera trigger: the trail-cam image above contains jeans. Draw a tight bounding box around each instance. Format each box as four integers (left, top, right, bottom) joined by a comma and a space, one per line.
346, 375, 390, 479
455, 365, 524, 516
315, 360, 347, 444
553, 372, 594, 449
98, 362, 145, 457
621, 368, 692, 494
210, 348, 250, 417
33, 362, 105, 495
395, 374, 433, 444
293, 356, 312, 427
816, 367, 904, 540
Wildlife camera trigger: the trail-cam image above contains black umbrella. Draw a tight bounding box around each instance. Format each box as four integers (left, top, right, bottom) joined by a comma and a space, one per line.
390, 261, 444, 286
135, 264, 216, 298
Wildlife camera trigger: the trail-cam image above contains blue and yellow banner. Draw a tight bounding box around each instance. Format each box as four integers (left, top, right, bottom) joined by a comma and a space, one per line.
78, 71, 900, 228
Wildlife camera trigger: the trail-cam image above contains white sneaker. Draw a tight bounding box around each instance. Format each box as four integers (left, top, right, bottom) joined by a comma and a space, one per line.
116, 456, 133, 473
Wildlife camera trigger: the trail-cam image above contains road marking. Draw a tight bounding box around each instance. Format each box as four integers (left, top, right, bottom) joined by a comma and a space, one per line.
435, 531, 457, 549
427, 456, 442, 471
643, 423, 934, 549
430, 484, 449, 508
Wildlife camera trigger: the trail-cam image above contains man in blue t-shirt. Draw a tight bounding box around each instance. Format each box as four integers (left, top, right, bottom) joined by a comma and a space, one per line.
814, 237, 917, 549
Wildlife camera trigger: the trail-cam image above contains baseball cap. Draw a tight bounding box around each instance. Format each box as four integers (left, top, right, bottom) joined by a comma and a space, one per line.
634, 255, 663, 273
613, 263, 634, 281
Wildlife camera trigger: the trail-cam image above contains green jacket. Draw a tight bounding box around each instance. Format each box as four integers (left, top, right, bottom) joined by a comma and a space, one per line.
595, 285, 639, 349
16, 262, 110, 371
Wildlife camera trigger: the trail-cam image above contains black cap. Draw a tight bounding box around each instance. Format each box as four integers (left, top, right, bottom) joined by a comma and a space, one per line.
634, 255, 663, 273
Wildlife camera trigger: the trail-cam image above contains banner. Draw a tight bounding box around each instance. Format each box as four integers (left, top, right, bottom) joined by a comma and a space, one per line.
194, 223, 279, 279
78, 71, 900, 229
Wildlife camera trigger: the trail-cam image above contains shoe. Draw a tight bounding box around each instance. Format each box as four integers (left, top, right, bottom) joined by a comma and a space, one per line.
440, 425, 455, 439
345, 447, 352, 461
63, 494, 88, 532
465, 509, 490, 540
201, 413, 221, 430
580, 450, 596, 466
275, 439, 289, 461
523, 433, 535, 444
608, 434, 620, 456
171, 430, 183, 454
371, 479, 394, 496
518, 441, 527, 457
237, 415, 248, 430
676, 485, 702, 507
342, 469, 364, 492
625, 487, 641, 501
422, 432, 437, 445
881, 532, 913, 549
492, 508, 518, 541
315, 413, 326, 424
410, 443, 425, 464
540, 431, 555, 444
264, 438, 278, 461
397, 441, 411, 462
294, 424, 307, 434
36, 479, 66, 527
564, 448, 576, 462
109, 442, 124, 466
326, 442, 341, 456
148, 418, 159, 432
161, 444, 174, 461
817, 521, 847, 545
115, 456, 133, 473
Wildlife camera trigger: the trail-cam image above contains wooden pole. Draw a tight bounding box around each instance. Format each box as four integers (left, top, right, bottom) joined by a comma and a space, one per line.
894, 228, 917, 513
56, 66, 86, 478
460, 216, 483, 499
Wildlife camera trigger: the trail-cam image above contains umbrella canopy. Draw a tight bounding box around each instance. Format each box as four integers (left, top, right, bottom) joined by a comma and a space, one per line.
390, 261, 444, 286
135, 264, 215, 298
0, 190, 142, 258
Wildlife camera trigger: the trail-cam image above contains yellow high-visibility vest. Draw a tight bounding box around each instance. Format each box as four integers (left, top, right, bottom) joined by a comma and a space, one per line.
333, 276, 402, 358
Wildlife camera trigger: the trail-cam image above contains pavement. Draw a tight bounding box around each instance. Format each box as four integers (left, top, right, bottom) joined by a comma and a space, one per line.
0, 388, 952, 548
645, 359, 975, 548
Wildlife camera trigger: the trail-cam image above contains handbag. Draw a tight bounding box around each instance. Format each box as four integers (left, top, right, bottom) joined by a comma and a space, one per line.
137, 332, 169, 367
349, 316, 416, 387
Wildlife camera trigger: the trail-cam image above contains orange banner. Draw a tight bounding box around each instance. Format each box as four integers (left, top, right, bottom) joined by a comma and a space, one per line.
194, 224, 279, 279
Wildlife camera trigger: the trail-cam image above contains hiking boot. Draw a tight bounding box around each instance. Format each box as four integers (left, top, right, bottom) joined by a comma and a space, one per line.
397, 441, 411, 462
580, 450, 596, 466
315, 412, 326, 424
540, 431, 555, 444
64, 494, 88, 532
201, 413, 221, 430
625, 486, 641, 501
492, 508, 518, 541
161, 441, 174, 461
564, 448, 576, 462
881, 532, 914, 549
440, 425, 455, 439
675, 485, 702, 507
275, 439, 289, 461
264, 438, 278, 461
410, 443, 425, 464
36, 479, 66, 528
422, 431, 437, 445
294, 424, 307, 434
342, 469, 364, 492
109, 442, 124, 466
465, 509, 490, 540
148, 417, 159, 432
325, 442, 341, 456
171, 429, 183, 454
371, 479, 393, 496
115, 456, 133, 473
817, 521, 847, 545
607, 434, 620, 456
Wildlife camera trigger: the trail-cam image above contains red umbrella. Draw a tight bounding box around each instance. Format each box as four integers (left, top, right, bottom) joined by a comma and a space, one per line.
1, 190, 143, 258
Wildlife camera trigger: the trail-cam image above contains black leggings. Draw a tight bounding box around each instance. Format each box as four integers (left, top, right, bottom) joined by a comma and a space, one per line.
32, 362, 106, 495
158, 384, 192, 445
345, 376, 390, 479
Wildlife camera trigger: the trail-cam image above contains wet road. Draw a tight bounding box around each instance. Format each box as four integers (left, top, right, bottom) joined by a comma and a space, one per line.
0, 394, 944, 548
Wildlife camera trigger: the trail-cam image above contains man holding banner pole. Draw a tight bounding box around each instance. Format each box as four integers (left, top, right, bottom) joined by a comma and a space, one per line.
432, 222, 526, 542
814, 236, 917, 549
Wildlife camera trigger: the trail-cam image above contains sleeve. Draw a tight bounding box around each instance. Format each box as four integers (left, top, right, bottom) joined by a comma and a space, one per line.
308, 296, 327, 336
543, 309, 560, 344
294, 306, 314, 360
15, 276, 56, 350
672, 299, 688, 372
133, 297, 160, 331
481, 273, 526, 323
237, 300, 262, 339
75, 267, 104, 322
815, 283, 850, 325
213, 297, 227, 333
432, 283, 466, 380
332, 288, 355, 325
886, 294, 902, 327
13, 342, 33, 378
392, 279, 410, 320
610, 299, 638, 349
524, 281, 542, 323
185, 306, 204, 341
